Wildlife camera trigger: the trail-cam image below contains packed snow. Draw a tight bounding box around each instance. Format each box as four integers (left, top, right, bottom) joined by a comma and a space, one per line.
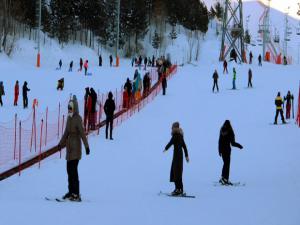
0, 1, 300, 225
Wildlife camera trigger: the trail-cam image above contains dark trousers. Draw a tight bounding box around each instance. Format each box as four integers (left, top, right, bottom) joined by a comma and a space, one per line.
223, 67, 228, 74
221, 152, 231, 180
106, 116, 113, 139
23, 96, 28, 108
162, 86, 166, 95
175, 179, 183, 190
213, 80, 219, 92
275, 109, 285, 123
67, 160, 80, 195
248, 79, 252, 88
84, 68, 87, 75
0, 95, 2, 106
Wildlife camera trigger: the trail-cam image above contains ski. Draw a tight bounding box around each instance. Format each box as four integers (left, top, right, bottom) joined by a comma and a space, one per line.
45, 197, 82, 202
158, 191, 195, 198
213, 181, 245, 187
269, 122, 290, 126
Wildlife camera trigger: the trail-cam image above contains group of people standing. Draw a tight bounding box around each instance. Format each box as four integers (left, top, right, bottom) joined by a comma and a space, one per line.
0, 81, 30, 108
212, 67, 253, 92
273, 91, 294, 124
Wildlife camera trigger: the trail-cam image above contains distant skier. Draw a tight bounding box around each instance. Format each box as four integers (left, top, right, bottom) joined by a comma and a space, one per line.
163, 122, 189, 196
274, 92, 286, 124
212, 69, 219, 92
218, 120, 243, 185
152, 55, 155, 67
109, 55, 113, 67
223, 60, 228, 74
79, 58, 83, 71
69, 61, 73, 72
104, 91, 116, 140
0, 81, 5, 106
83, 87, 90, 131
14, 80, 19, 106
284, 91, 294, 120
232, 68, 237, 90
247, 68, 253, 88
249, 51, 253, 64
283, 56, 287, 65
58, 59, 62, 70
230, 49, 237, 63
144, 57, 148, 70
58, 95, 90, 202
84, 60, 88, 75
131, 57, 135, 67
162, 74, 167, 95
99, 55, 102, 67
88, 88, 97, 130
22, 81, 30, 109
258, 54, 262, 66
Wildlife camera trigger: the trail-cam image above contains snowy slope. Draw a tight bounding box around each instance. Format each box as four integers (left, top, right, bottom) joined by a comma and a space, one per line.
0, 61, 300, 225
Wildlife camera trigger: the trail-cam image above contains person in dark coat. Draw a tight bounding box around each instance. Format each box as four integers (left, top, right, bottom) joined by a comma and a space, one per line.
248, 68, 253, 88
59, 59, 62, 70
22, 81, 30, 108
274, 92, 286, 124
249, 51, 253, 64
99, 55, 102, 67
212, 69, 219, 92
152, 55, 155, 67
69, 61, 73, 72
58, 95, 90, 202
0, 81, 5, 106
104, 92, 116, 140
143, 72, 151, 96
162, 74, 167, 95
164, 122, 189, 196
258, 54, 262, 66
144, 57, 148, 70
223, 60, 228, 74
124, 78, 132, 104
79, 58, 83, 71
89, 88, 97, 130
218, 120, 243, 185
83, 87, 90, 131
109, 55, 113, 67
284, 91, 294, 119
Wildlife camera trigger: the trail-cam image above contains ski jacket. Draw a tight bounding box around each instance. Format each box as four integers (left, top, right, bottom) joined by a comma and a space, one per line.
59, 96, 89, 161
233, 71, 236, 80
84, 61, 88, 69
218, 127, 242, 155
0, 82, 4, 96
213, 72, 219, 80
22, 82, 30, 97
284, 94, 293, 105
15, 84, 19, 96
104, 97, 116, 118
275, 96, 283, 109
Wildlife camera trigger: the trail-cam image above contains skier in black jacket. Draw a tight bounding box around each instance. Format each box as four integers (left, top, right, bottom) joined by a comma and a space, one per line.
22, 81, 30, 108
218, 120, 243, 185
104, 92, 116, 140
284, 91, 294, 119
164, 122, 189, 196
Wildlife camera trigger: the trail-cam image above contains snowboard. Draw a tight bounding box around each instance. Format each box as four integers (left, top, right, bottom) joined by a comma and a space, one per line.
158, 191, 195, 198
213, 181, 245, 187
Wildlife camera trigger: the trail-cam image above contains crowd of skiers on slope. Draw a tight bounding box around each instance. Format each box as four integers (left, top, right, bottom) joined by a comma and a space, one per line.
0, 81, 30, 108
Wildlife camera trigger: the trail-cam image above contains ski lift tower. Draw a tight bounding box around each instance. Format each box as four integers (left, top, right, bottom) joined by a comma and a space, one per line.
261, 0, 271, 61
219, 0, 245, 62
283, 7, 291, 58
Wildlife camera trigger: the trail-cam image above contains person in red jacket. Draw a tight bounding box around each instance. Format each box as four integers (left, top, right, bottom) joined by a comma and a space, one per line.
86, 93, 93, 130
14, 80, 19, 106
84, 60, 88, 75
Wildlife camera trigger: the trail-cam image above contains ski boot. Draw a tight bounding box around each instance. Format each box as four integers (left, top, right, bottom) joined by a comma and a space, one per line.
62, 192, 72, 200
69, 193, 82, 202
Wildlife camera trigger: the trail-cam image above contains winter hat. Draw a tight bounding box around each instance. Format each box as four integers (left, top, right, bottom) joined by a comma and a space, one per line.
171, 122, 183, 136
108, 91, 113, 99
172, 122, 180, 129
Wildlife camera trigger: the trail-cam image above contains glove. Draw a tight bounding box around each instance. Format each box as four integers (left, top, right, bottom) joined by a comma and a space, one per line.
86, 147, 90, 155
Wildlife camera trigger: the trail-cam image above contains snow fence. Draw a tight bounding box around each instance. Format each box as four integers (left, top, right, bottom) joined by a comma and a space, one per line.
0, 65, 177, 180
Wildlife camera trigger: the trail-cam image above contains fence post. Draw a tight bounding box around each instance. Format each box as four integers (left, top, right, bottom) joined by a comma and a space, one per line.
97, 103, 102, 135
62, 115, 65, 137
39, 119, 44, 169
14, 114, 17, 160
30, 106, 35, 152
58, 102, 60, 139
18, 121, 22, 176
45, 107, 48, 146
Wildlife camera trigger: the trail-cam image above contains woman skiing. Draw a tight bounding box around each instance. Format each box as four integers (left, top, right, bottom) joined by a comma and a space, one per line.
218, 120, 243, 185
164, 122, 189, 196
58, 95, 90, 201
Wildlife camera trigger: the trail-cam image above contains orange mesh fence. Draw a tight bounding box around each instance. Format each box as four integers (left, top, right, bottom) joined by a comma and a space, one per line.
0, 65, 177, 176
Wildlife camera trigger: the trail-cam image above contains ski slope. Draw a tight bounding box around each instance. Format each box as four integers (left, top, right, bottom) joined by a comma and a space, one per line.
0, 1, 300, 225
